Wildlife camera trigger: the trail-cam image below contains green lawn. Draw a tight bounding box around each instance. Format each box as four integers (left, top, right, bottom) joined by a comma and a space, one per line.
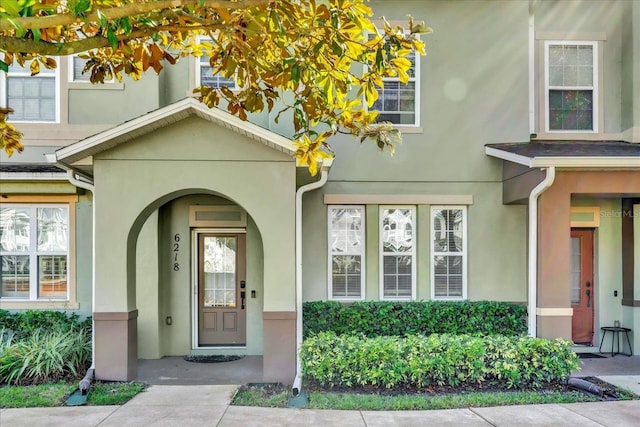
0, 382, 146, 408
232, 384, 640, 411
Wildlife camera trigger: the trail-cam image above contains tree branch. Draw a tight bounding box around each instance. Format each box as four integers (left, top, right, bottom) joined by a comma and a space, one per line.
0, 0, 272, 32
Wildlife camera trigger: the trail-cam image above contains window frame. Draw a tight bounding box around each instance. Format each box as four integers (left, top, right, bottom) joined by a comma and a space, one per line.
543, 40, 598, 134
194, 36, 239, 90
367, 30, 421, 128
68, 55, 117, 84
0, 196, 78, 309
327, 205, 366, 301
430, 206, 467, 300
0, 59, 61, 123
379, 205, 416, 301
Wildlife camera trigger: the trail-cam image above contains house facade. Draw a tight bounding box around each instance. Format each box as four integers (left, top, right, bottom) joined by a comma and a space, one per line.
1, 0, 639, 383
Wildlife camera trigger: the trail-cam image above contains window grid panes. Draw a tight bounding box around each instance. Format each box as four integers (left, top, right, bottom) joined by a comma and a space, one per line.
380, 207, 415, 300
203, 236, 237, 307
0, 205, 68, 300
2, 60, 58, 122
197, 38, 237, 89
431, 207, 466, 299
545, 42, 596, 132
369, 34, 419, 126
328, 206, 364, 299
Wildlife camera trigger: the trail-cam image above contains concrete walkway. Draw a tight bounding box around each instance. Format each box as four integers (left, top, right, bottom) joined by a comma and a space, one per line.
2, 384, 640, 427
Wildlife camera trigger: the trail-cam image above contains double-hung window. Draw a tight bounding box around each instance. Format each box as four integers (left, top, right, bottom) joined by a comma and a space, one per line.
328, 206, 365, 300
0, 205, 69, 300
431, 207, 467, 299
196, 38, 238, 89
369, 33, 420, 126
380, 206, 415, 300
1, 60, 59, 122
545, 41, 597, 132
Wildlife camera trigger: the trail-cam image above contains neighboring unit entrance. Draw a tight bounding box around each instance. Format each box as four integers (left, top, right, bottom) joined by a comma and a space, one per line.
197, 233, 247, 346
570, 229, 594, 345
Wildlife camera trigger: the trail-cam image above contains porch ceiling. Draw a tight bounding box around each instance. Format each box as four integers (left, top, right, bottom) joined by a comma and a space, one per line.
485, 141, 640, 168
54, 97, 298, 171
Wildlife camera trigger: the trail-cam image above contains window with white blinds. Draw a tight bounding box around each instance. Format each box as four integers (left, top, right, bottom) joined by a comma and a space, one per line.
380, 206, 415, 300
328, 206, 365, 300
431, 207, 466, 299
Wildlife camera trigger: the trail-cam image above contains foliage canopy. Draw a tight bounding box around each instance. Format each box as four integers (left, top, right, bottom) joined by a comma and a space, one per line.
0, 0, 431, 174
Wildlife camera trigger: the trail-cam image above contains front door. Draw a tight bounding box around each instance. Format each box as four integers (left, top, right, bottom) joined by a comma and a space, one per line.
570, 229, 594, 345
198, 233, 246, 346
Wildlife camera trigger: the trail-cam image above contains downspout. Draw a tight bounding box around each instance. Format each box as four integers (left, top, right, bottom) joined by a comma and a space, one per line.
292, 162, 330, 396
65, 168, 97, 390
528, 166, 555, 337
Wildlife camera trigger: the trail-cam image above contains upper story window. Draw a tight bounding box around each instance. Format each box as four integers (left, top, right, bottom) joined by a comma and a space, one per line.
544, 41, 597, 133
370, 37, 419, 127
328, 206, 365, 300
0, 60, 59, 122
1, 205, 69, 300
380, 206, 415, 300
69, 56, 92, 82
431, 207, 467, 300
195, 38, 238, 89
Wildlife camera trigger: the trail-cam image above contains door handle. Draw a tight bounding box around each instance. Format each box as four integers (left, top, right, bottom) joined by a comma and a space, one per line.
241, 291, 246, 309
586, 288, 591, 308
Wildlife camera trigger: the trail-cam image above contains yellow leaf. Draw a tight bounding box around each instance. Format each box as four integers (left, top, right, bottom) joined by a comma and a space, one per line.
29, 60, 40, 76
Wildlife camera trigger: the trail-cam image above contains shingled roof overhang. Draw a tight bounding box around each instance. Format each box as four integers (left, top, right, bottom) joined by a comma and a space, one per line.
0, 163, 67, 181
55, 97, 298, 169
485, 141, 640, 168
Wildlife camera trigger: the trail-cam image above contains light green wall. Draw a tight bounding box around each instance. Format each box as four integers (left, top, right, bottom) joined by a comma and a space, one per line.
536, 0, 625, 134
69, 74, 160, 125
92, 115, 295, 357
74, 193, 93, 317
302, 181, 527, 302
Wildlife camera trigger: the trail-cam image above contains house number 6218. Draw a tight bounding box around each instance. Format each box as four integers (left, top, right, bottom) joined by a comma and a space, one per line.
173, 234, 180, 271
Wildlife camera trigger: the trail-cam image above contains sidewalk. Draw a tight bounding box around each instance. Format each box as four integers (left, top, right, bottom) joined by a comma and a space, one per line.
2, 384, 640, 427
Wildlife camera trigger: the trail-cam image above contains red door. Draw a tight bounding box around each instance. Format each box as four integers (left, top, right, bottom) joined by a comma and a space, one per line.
571, 229, 594, 344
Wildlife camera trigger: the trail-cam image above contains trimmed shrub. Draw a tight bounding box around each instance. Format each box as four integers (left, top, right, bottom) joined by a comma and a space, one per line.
0, 310, 91, 338
303, 300, 527, 338
300, 332, 579, 390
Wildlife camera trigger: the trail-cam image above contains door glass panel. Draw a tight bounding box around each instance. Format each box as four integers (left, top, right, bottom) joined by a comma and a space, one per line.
203, 236, 236, 307
570, 237, 581, 304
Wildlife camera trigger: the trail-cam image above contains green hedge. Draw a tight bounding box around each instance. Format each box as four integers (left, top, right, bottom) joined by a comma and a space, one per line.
303, 300, 527, 338
301, 332, 578, 390
0, 310, 91, 339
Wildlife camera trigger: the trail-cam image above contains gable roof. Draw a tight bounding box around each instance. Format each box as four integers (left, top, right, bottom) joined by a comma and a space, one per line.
55, 97, 297, 167
485, 141, 640, 168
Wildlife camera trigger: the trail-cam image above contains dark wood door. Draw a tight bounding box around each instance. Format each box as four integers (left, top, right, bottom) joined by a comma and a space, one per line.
198, 233, 246, 346
571, 229, 594, 345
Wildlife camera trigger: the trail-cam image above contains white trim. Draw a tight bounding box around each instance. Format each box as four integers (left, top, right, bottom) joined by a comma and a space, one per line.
0, 172, 68, 181
379, 205, 416, 301
0, 204, 70, 302
190, 227, 247, 350
56, 97, 297, 166
544, 40, 598, 134
194, 36, 239, 90
366, 30, 420, 127
0, 59, 60, 123
484, 146, 640, 168
327, 205, 366, 301
324, 194, 473, 205
430, 206, 467, 301
536, 307, 573, 316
